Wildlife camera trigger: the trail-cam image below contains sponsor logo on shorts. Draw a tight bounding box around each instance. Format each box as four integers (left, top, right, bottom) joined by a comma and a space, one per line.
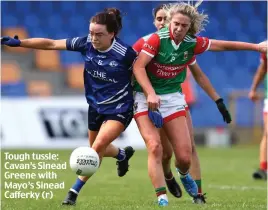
117, 114, 125, 119
176, 106, 185, 111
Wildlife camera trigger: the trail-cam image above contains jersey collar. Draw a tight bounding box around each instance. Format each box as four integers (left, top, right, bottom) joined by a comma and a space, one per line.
97, 38, 116, 53
169, 26, 182, 50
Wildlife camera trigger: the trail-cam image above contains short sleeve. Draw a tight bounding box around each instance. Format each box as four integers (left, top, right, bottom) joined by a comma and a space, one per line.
141, 33, 160, 58
132, 38, 145, 53
194, 37, 211, 55
66, 35, 90, 52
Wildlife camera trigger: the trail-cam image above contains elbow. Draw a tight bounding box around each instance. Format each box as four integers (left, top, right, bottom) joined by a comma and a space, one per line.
48, 40, 56, 50
133, 63, 143, 75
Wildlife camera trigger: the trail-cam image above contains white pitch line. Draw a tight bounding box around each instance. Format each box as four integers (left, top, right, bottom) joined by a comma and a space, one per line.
208, 184, 267, 191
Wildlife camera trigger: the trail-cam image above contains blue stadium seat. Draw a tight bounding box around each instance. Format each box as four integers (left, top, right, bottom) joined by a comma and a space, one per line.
248, 18, 264, 34
1, 82, 28, 97
23, 14, 40, 29
2, 15, 19, 27
238, 2, 254, 17
226, 17, 242, 33
15, 1, 31, 14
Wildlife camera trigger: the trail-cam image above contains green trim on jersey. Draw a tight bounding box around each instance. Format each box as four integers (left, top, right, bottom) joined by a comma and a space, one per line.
134, 27, 198, 95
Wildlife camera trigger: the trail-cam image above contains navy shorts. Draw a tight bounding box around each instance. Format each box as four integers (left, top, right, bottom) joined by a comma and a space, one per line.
88, 106, 133, 131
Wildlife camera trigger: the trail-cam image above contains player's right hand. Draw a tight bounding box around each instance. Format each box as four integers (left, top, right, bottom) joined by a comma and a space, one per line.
248, 90, 259, 101
147, 93, 160, 111
1, 35, 21, 47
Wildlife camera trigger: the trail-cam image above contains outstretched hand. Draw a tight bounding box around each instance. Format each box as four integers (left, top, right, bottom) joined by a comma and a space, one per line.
1, 35, 21, 47
258, 41, 267, 53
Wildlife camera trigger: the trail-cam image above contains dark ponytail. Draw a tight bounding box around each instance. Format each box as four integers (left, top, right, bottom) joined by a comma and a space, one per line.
91, 7, 123, 37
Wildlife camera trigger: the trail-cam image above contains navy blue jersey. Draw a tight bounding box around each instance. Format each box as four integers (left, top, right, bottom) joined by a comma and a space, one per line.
66, 35, 137, 114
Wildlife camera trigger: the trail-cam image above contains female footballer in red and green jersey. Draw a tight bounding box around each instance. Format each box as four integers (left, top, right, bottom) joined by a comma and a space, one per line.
249, 52, 267, 180
133, 1, 267, 206
133, 3, 231, 204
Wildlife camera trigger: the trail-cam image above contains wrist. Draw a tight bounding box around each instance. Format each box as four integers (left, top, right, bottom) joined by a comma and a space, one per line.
250, 87, 256, 92
146, 90, 156, 96
215, 98, 223, 104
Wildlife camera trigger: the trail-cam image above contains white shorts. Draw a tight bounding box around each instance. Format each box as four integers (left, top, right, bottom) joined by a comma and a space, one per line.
133, 92, 187, 123
264, 99, 268, 114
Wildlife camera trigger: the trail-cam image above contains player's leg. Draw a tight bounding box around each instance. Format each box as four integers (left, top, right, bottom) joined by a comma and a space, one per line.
62, 129, 98, 205
135, 115, 168, 206
91, 120, 125, 158
160, 92, 197, 198
62, 106, 102, 205
134, 92, 168, 206
186, 109, 206, 203
163, 115, 198, 198
104, 143, 135, 177
160, 129, 182, 198
253, 107, 267, 180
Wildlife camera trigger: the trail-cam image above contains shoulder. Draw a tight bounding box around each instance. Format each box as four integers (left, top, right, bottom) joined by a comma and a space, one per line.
183, 34, 198, 43
143, 33, 154, 41
156, 27, 169, 39
111, 38, 129, 57
112, 38, 136, 59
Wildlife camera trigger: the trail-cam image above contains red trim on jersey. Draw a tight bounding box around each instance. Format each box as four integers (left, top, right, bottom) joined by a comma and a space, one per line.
141, 33, 160, 56
194, 37, 210, 55
133, 38, 145, 53
261, 53, 267, 62
163, 110, 186, 123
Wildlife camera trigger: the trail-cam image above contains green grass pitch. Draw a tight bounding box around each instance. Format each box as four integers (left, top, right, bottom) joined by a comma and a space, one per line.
1, 146, 267, 210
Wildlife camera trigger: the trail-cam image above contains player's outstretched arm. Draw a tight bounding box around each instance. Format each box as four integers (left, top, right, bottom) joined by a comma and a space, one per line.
209, 39, 267, 53
249, 59, 267, 101
189, 62, 232, 123
188, 62, 220, 101
1, 35, 67, 50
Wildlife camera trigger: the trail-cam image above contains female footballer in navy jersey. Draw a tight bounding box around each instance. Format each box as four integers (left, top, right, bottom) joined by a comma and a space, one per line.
1, 8, 137, 205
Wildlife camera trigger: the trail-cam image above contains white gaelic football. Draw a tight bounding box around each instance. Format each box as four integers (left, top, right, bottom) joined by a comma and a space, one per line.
69, 147, 100, 177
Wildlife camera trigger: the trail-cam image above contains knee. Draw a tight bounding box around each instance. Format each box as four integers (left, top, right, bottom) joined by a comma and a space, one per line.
176, 149, 191, 167
180, 152, 191, 167
162, 149, 172, 163
92, 141, 106, 157
146, 137, 163, 158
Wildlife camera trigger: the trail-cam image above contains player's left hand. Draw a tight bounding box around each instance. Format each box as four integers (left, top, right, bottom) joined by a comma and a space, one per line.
258, 41, 267, 53
248, 90, 259, 101
215, 98, 232, 124
148, 109, 163, 128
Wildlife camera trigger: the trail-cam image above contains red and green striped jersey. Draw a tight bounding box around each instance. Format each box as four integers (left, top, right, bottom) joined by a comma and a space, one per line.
132, 27, 210, 94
